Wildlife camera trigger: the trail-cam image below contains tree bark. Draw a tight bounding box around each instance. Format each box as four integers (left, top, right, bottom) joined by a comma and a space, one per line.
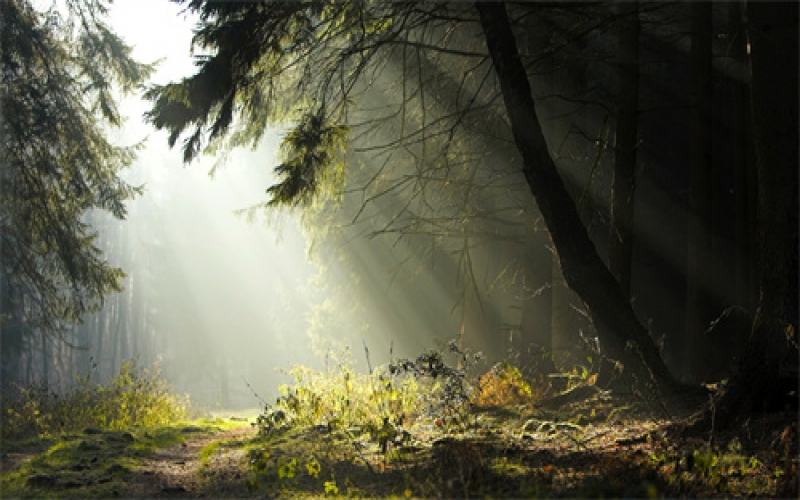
609, 0, 640, 299
476, 2, 684, 393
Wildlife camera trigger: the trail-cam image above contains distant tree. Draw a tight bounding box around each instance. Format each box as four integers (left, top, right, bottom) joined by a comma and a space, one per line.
0, 0, 151, 389
608, 0, 639, 299
695, 0, 798, 425
683, 0, 713, 382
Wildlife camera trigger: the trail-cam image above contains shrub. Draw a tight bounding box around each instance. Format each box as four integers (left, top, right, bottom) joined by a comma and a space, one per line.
476, 361, 536, 407
256, 340, 486, 436
1, 360, 188, 439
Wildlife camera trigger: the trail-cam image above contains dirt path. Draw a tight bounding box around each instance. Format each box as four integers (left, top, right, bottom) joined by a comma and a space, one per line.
122, 426, 257, 498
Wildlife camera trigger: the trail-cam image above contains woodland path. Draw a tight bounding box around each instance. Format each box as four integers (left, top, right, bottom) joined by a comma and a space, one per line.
118, 425, 256, 498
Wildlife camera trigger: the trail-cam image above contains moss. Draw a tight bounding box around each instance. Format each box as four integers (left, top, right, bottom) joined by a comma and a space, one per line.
199, 441, 221, 467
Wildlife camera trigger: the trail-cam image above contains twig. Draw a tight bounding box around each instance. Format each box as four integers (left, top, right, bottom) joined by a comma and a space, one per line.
363, 340, 373, 374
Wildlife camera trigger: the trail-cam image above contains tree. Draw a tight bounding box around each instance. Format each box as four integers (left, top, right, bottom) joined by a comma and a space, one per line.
0, 0, 150, 390
683, 0, 713, 382
145, 1, 700, 392
475, 2, 682, 392
695, 0, 798, 425
608, 0, 639, 299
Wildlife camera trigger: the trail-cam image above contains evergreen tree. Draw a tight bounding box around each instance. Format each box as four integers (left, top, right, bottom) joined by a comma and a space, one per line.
0, 0, 151, 388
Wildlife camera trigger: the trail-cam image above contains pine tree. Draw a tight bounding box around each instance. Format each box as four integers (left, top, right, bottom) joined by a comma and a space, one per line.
1, 0, 152, 388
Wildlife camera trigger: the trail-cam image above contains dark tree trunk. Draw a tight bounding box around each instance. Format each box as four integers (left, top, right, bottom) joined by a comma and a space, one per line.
702, 0, 799, 425
609, 0, 640, 299
728, 0, 757, 345
684, 1, 713, 383
476, 2, 684, 393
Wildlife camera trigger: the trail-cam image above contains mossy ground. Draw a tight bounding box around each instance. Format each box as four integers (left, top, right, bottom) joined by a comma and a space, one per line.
2, 402, 796, 498
0, 418, 249, 498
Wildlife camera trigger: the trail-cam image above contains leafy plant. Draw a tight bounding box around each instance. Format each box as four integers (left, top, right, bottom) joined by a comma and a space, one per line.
476, 361, 537, 407
1, 360, 188, 439
388, 339, 485, 426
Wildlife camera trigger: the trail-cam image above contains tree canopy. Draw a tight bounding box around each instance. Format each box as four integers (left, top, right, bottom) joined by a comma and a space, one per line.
0, 0, 151, 339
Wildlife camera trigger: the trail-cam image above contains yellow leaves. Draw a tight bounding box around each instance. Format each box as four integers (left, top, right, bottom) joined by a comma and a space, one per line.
278, 458, 298, 479
476, 362, 536, 407
324, 480, 339, 495
305, 458, 321, 478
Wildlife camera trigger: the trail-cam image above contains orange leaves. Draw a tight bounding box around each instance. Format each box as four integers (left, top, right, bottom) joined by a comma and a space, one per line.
476, 362, 537, 408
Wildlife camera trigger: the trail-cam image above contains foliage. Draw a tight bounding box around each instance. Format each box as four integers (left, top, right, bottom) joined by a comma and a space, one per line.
476, 361, 538, 407
255, 340, 490, 444
1, 361, 188, 439
388, 339, 486, 424
144, 1, 468, 208
0, 0, 151, 337
255, 354, 419, 437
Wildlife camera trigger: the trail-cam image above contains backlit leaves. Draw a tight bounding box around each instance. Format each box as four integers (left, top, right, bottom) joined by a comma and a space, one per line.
268, 109, 350, 208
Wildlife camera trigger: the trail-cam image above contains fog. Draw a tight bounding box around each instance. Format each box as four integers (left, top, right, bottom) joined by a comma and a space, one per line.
96, 2, 322, 407
78, 1, 493, 409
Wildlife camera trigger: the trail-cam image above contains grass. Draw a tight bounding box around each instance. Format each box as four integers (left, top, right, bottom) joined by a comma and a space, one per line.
1, 360, 188, 440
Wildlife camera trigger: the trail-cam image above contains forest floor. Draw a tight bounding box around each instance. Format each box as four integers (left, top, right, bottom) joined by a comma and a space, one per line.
1, 393, 797, 498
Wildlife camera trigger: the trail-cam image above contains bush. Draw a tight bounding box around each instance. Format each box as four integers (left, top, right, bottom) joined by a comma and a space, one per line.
256, 340, 486, 436
476, 361, 537, 407
257, 357, 421, 435
1, 360, 188, 439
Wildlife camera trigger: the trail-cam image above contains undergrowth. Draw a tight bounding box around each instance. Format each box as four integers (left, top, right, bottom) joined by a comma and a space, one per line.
1, 360, 188, 440
255, 340, 494, 438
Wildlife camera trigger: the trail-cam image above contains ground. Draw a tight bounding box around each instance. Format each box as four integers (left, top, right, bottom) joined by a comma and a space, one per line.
1, 394, 797, 498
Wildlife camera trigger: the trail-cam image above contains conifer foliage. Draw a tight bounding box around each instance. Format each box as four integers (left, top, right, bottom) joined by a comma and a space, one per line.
0, 1, 151, 344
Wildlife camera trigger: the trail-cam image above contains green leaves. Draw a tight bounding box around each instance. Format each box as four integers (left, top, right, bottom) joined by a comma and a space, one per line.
268, 109, 350, 208
145, 0, 414, 209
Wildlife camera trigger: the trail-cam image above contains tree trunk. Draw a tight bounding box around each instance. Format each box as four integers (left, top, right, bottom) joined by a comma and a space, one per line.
684, 0, 714, 383
476, 2, 684, 393
609, 0, 640, 299
700, 0, 799, 425
728, 0, 757, 348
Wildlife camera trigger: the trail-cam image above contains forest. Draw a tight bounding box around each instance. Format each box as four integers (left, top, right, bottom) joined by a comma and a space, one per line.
1, 0, 797, 498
